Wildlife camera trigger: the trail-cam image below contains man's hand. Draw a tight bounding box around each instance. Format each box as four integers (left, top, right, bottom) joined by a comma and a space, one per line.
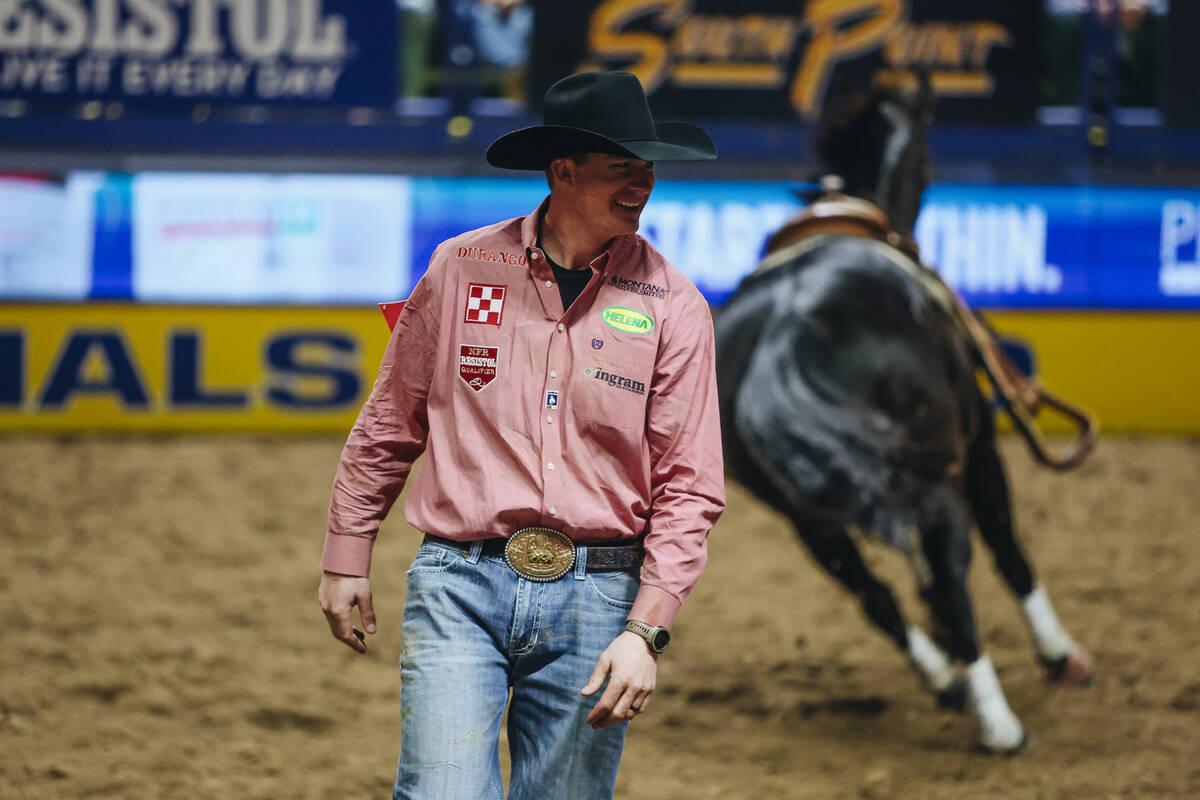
318, 571, 376, 654
581, 631, 658, 729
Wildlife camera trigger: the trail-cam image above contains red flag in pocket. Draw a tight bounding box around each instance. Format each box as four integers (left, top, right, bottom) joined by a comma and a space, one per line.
379, 300, 406, 332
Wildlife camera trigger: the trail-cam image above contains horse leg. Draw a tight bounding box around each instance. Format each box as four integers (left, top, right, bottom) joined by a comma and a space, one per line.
965, 414, 1094, 686
920, 489, 1028, 753
792, 517, 964, 710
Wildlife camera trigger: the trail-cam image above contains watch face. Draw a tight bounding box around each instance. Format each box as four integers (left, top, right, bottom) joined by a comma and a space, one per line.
651, 628, 670, 652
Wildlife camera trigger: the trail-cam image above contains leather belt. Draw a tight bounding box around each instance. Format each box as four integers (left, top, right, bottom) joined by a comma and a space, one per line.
423, 530, 644, 581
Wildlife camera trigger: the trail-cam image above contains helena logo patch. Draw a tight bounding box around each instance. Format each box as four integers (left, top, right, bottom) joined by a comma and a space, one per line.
584, 367, 646, 395
459, 344, 498, 392
545, 390, 559, 408
464, 283, 506, 326
600, 306, 654, 334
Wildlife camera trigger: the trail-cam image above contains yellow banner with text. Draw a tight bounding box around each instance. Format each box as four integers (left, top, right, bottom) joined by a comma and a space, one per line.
0, 304, 390, 433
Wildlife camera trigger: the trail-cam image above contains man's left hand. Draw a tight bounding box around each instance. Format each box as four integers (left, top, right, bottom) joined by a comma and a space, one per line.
581, 631, 658, 729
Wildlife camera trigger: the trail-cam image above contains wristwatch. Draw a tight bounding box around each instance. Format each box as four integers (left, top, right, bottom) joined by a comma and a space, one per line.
624, 619, 670, 654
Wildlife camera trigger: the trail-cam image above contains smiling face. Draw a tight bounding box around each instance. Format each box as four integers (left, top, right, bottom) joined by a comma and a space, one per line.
549, 153, 656, 242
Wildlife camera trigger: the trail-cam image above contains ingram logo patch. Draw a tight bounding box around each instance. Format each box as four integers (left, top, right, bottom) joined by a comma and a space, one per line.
584, 367, 646, 395
600, 306, 654, 334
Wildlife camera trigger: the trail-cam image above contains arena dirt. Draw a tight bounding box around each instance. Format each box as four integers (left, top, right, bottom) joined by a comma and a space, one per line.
1, 435, 1198, 799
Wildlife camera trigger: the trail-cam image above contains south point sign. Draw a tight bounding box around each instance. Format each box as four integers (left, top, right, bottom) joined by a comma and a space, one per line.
534, 0, 1040, 123
0, 0, 393, 104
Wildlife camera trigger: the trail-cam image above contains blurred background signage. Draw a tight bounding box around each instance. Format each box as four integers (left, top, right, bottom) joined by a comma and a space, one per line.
3, 172, 1198, 311
532, 0, 1042, 122
0, 0, 1195, 433
1165, 1, 1198, 126
0, 0, 395, 105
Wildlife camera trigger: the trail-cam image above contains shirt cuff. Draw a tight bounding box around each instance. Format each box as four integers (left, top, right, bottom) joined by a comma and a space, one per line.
628, 584, 682, 630
320, 532, 375, 577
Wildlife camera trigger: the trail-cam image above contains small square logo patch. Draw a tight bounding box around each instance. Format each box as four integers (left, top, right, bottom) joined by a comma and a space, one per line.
459, 344, 498, 392
545, 390, 559, 408
464, 283, 507, 326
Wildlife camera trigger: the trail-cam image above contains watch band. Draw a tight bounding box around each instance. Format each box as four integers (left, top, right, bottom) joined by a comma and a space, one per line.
625, 619, 670, 654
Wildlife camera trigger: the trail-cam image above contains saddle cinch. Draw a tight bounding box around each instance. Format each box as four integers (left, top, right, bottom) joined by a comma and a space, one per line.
762, 177, 1098, 472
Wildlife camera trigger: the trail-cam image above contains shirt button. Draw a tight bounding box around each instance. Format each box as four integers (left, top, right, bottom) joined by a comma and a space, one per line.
557, 323, 565, 332
549, 506, 557, 516
545, 280, 553, 288
546, 415, 553, 423
531, 251, 539, 259
547, 462, 555, 470
549, 370, 557, 378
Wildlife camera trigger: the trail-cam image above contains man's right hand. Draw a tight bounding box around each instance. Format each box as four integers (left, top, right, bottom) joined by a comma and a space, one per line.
318, 571, 376, 654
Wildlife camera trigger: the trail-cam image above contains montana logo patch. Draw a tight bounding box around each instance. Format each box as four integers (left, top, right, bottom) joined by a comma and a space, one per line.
609, 276, 666, 299
459, 344, 498, 392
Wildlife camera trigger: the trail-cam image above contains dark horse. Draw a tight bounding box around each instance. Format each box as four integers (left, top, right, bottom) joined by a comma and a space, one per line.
715, 84, 1094, 753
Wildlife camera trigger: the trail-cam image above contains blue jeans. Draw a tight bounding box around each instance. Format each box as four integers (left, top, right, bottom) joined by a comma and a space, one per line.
393, 539, 639, 800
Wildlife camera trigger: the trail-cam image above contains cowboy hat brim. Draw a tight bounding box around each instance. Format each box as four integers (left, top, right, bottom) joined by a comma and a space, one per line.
486, 122, 717, 170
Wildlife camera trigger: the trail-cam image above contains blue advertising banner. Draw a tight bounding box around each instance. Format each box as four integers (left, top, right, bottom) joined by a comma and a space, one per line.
408, 177, 798, 305
0, 0, 395, 105
2, 172, 1199, 310
410, 179, 1200, 310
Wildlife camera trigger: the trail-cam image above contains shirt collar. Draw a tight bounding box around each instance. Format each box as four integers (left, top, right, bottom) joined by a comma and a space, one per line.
522, 197, 633, 281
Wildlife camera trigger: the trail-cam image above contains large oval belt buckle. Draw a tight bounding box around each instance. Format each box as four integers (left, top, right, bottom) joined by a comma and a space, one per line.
504, 527, 576, 582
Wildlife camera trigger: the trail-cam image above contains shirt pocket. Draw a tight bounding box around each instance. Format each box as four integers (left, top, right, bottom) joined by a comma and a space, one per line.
571, 354, 651, 430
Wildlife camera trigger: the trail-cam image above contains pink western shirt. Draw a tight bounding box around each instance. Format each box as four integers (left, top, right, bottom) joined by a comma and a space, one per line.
321, 199, 726, 628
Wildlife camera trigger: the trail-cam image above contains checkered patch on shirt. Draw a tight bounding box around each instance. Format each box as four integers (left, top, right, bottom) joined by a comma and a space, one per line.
464, 283, 507, 326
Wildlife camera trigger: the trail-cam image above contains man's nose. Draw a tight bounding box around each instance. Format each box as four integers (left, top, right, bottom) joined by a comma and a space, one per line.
628, 170, 654, 192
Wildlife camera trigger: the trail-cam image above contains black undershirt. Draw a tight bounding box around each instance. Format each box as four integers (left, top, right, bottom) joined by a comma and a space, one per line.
542, 249, 593, 311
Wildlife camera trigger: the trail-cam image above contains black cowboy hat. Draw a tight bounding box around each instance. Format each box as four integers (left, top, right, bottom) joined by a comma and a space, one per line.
486, 71, 717, 170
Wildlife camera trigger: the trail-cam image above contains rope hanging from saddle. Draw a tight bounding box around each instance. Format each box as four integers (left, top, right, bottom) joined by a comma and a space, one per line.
761, 176, 1098, 472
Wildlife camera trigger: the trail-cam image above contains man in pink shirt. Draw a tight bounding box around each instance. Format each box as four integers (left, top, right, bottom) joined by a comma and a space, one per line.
318, 71, 725, 799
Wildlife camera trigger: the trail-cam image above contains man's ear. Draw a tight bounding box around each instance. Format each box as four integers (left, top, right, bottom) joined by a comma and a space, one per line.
549, 157, 574, 187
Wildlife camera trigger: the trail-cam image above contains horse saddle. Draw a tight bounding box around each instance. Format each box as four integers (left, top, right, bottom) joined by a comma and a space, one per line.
765, 177, 921, 262
762, 176, 1097, 472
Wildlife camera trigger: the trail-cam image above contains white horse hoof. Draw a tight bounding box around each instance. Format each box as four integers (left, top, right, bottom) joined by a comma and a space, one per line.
966, 655, 1027, 755
979, 727, 1031, 756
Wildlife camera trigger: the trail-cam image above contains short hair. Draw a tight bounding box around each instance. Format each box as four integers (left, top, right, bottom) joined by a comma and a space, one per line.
545, 153, 590, 189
